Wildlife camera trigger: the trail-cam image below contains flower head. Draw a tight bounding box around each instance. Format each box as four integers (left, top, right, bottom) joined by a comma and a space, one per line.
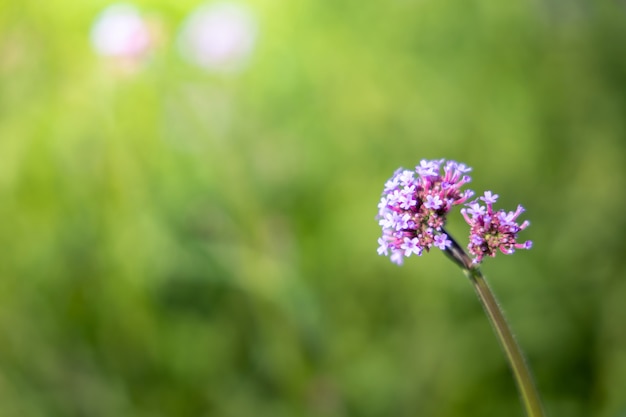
461, 191, 532, 264
90, 4, 157, 71
177, 2, 258, 73
376, 159, 474, 265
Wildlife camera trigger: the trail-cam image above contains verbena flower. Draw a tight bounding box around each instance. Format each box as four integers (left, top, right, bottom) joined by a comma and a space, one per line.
177, 2, 258, 73
90, 4, 154, 62
375, 162, 543, 417
377, 159, 474, 265
461, 191, 532, 264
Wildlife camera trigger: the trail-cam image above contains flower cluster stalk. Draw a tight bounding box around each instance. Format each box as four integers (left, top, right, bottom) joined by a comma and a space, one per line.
376, 159, 544, 416
443, 229, 545, 417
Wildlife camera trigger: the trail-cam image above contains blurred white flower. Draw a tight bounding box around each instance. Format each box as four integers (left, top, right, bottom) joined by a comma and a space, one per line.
90, 4, 153, 61
177, 2, 258, 73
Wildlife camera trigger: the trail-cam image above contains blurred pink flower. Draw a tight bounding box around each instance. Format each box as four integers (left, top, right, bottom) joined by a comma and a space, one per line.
177, 2, 258, 73
90, 4, 154, 66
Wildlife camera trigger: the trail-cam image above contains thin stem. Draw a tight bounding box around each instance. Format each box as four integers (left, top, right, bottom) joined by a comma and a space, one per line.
442, 228, 545, 417
465, 268, 545, 417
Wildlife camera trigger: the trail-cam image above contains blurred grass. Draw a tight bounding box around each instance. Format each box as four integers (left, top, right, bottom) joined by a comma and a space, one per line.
2, 0, 626, 416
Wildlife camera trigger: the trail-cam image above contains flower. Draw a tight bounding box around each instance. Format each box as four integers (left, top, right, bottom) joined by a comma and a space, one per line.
461, 191, 532, 264
90, 4, 154, 61
376, 159, 474, 265
177, 2, 258, 73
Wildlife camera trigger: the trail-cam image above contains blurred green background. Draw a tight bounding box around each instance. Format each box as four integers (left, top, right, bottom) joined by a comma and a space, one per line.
2, 1, 626, 416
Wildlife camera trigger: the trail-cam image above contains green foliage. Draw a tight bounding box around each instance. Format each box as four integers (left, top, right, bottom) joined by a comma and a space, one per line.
2, 1, 626, 416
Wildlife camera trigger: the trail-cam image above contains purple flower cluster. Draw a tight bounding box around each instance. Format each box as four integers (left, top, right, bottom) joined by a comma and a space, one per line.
461, 192, 532, 264
377, 159, 532, 266
376, 159, 474, 265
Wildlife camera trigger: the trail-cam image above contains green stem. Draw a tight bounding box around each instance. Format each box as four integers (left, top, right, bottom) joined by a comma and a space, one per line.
465, 268, 545, 417
442, 230, 545, 417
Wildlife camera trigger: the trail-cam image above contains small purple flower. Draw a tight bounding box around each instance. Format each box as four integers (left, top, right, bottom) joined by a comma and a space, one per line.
401, 237, 423, 257
424, 195, 443, 210
481, 191, 499, 204
398, 170, 415, 186
461, 191, 532, 264
399, 189, 417, 209
433, 233, 452, 250
415, 159, 443, 177
377, 237, 389, 256
465, 202, 486, 218
376, 158, 473, 265
390, 250, 404, 265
